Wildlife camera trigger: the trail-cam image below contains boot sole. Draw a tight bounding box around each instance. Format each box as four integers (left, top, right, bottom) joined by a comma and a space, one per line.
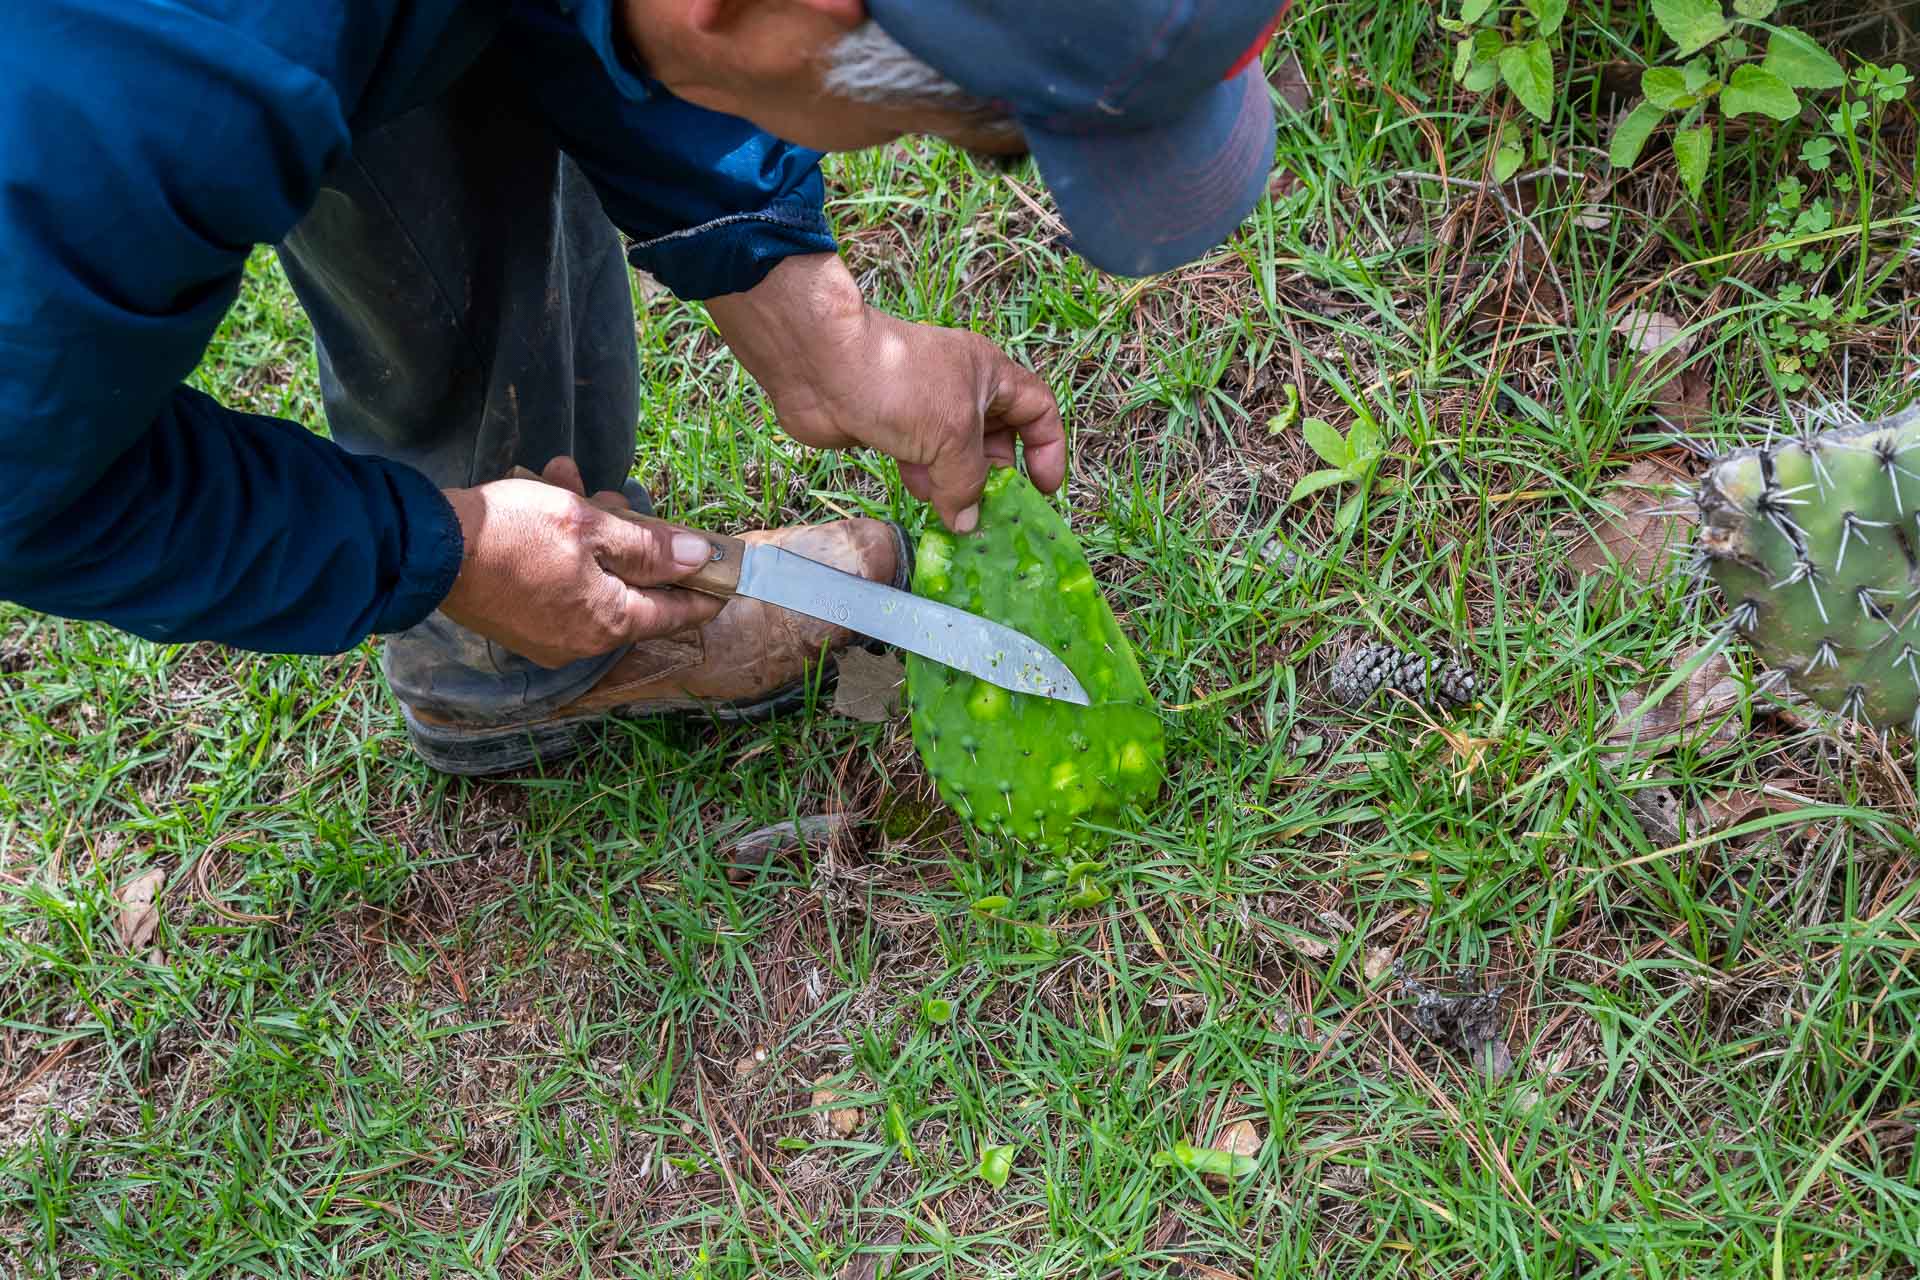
403, 659, 839, 777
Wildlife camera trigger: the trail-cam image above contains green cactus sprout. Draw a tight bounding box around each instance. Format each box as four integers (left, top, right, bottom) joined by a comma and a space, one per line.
1696, 403, 1920, 731
906, 468, 1165, 850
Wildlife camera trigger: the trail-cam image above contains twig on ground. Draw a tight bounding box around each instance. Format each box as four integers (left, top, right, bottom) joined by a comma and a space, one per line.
0, 1039, 79, 1106
695, 1080, 768, 1272
190, 834, 281, 925
709, 1085, 810, 1234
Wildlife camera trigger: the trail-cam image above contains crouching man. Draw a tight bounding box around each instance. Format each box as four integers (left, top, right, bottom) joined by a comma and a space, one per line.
0, 0, 1281, 773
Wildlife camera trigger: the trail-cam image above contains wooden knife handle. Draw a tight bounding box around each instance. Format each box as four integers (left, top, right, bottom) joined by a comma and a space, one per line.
611, 510, 746, 598
506, 465, 746, 598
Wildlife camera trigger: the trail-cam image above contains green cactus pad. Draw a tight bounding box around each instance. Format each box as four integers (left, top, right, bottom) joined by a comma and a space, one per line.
1696, 404, 1920, 729
906, 468, 1165, 850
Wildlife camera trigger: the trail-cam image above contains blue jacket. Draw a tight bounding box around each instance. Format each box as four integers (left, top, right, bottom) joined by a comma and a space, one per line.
0, 0, 836, 654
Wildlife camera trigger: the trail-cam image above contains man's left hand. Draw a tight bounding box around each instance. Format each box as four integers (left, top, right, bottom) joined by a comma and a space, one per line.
708, 254, 1066, 534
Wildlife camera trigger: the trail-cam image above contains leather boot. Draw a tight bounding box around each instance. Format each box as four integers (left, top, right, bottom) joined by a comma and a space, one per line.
380, 479, 658, 728
397, 516, 911, 775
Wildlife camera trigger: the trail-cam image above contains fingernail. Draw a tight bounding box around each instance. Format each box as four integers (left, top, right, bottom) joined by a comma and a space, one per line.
954, 505, 979, 534
671, 533, 712, 568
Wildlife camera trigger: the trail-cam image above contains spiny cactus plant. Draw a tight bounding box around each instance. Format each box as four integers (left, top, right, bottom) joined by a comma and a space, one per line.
1695, 402, 1920, 732
906, 468, 1165, 851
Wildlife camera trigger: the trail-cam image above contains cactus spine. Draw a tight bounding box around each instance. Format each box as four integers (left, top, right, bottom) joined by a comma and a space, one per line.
906, 468, 1165, 850
1696, 403, 1920, 731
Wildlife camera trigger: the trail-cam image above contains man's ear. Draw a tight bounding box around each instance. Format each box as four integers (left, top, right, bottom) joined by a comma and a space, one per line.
686, 0, 864, 33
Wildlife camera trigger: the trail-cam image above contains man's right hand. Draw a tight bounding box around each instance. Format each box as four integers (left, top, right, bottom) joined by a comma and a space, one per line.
437, 457, 724, 668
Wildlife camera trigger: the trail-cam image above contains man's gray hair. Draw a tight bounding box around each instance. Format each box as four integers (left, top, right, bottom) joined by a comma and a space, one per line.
823, 21, 1007, 122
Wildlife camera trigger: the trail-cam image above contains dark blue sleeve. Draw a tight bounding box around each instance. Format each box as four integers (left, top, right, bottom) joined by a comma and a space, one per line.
510, 1, 839, 300
0, 2, 466, 654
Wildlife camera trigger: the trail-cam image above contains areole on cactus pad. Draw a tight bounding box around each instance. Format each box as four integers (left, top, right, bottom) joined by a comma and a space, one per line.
906, 468, 1165, 850
1696, 403, 1920, 731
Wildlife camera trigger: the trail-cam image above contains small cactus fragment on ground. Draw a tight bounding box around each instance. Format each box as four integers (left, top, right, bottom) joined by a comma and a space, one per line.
1328, 641, 1478, 708
1695, 403, 1920, 730
906, 468, 1165, 851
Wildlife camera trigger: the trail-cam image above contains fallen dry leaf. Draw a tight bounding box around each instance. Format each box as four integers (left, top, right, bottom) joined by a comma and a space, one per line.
1268, 51, 1312, 114
1651, 363, 1712, 433
733, 1046, 769, 1079
1608, 646, 1745, 751
812, 1079, 863, 1138
1694, 789, 1804, 834
1277, 927, 1333, 961
1216, 1117, 1261, 1159
1206, 1118, 1263, 1188
1267, 168, 1304, 201
1613, 315, 1712, 434
1569, 458, 1696, 582
116, 868, 164, 952
723, 813, 852, 886
1623, 776, 1684, 845
1614, 308, 1692, 357
633, 268, 669, 305
830, 648, 904, 723
1364, 947, 1394, 983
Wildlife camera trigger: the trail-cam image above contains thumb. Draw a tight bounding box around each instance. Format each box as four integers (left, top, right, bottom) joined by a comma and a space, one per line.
925, 435, 988, 535
539, 455, 588, 495
592, 509, 716, 587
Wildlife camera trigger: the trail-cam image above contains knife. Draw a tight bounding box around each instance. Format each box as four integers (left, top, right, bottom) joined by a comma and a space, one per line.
507, 469, 1089, 705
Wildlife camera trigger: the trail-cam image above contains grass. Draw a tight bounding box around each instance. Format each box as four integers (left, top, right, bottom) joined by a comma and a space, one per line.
7, 3, 1920, 1276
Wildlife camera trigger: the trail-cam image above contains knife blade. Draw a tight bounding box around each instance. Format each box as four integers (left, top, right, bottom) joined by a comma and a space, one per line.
616, 502, 1089, 705
733, 541, 1090, 705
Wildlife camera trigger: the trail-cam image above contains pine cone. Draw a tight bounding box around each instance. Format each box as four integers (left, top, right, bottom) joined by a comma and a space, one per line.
1328, 641, 1477, 708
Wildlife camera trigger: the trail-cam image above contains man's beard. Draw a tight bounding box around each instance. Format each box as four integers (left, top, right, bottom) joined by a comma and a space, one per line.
822, 21, 1025, 153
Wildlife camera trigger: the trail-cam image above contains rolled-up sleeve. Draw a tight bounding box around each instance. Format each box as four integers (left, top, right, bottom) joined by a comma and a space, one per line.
0, 2, 465, 654
510, 0, 839, 300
